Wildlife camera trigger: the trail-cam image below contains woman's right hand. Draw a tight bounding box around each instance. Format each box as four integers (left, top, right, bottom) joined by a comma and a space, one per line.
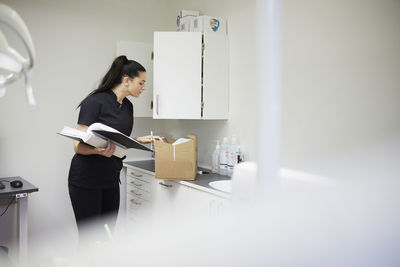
95, 139, 116, 158
136, 135, 165, 144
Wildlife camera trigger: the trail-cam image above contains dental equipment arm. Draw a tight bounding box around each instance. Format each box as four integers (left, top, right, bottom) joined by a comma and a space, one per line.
0, 3, 36, 109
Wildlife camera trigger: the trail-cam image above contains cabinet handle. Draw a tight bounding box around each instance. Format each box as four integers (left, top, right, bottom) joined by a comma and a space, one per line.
130, 181, 143, 187
159, 182, 172, 188
130, 199, 142, 205
130, 190, 143, 196
156, 94, 159, 116
130, 171, 143, 178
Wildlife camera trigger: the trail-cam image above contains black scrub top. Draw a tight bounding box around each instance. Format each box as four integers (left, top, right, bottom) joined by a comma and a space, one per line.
68, 90, 134, 189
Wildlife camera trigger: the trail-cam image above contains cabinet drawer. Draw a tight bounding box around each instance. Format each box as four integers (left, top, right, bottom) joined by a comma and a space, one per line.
126, 196, 146, 212
127, 184, 151, 201
126, 195, 152, 222
127, 169, 154, 182
127, 177, 152, 192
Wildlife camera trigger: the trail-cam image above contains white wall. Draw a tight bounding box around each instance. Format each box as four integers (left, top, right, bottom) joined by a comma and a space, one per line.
281, 0, 400, 170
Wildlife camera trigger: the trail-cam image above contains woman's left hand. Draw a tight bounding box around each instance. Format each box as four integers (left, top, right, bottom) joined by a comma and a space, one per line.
95, 139, 116, 157
136, 135, 165, 144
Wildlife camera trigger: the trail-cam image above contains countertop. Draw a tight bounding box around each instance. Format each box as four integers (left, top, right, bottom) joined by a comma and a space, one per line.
0, 176, 39, 197
123, 159, 231, 198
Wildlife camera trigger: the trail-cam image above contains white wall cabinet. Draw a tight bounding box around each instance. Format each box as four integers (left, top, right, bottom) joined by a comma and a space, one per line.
116, 40, 153, 117
153, 32, 229, 120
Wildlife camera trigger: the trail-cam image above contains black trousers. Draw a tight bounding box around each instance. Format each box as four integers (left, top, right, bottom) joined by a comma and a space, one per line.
68, 184, 120, 239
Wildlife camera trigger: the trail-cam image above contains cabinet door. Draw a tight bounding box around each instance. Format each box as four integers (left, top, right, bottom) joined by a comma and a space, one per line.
153, 32, 202, 119
153, 180, 189, 220
203, 33, 229, 119
117, 40, 153, 117
186, 187, 230, 218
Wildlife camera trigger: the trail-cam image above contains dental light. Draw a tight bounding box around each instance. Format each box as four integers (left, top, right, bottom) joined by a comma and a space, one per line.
0, 3, 36, 110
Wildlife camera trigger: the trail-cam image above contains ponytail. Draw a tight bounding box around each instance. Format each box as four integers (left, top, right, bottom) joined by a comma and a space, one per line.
77, 55, 146, 108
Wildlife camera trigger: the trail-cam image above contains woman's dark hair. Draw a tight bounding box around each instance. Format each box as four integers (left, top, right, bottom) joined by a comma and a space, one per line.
77, 55, 146, 108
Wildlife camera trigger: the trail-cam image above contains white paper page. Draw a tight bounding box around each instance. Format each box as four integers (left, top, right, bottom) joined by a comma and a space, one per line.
173, 138, 191, 145
59, 126, 87, 139
88, 122, 120, 134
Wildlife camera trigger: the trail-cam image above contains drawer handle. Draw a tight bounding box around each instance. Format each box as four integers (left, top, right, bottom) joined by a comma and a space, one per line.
130, 199, 142, 205
130, 172, 143, 178
130, 190, 143, 196
159, 182, 172, 188
130, 181, 142, 187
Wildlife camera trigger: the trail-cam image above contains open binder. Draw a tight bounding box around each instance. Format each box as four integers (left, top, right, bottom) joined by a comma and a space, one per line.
57, 123, 153, 158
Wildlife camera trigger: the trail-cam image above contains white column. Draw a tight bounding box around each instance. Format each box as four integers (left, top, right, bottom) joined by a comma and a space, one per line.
257, 0, 283, 191
17, 196, 28, 267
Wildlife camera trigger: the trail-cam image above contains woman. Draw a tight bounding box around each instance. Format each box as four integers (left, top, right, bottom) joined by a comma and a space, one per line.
68, 55, 158, 237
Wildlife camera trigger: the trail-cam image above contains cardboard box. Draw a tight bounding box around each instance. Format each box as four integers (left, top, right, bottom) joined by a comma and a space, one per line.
177, 16, 191, 32
155, 134, 197, 180
190, 15, 226, 35
179, 10, 200, 18
176, 10, 199, 32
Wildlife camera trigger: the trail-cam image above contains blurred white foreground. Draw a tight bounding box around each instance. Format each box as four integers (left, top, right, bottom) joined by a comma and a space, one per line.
2, 139, 400, 267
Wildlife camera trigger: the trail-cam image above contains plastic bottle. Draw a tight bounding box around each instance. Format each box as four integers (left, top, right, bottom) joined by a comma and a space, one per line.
228, 136, 239, 176
219, 137, 229, 176
212, 140, 220, 173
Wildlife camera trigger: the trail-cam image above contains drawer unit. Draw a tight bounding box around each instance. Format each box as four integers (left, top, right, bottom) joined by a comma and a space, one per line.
125, 165, 156, 224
